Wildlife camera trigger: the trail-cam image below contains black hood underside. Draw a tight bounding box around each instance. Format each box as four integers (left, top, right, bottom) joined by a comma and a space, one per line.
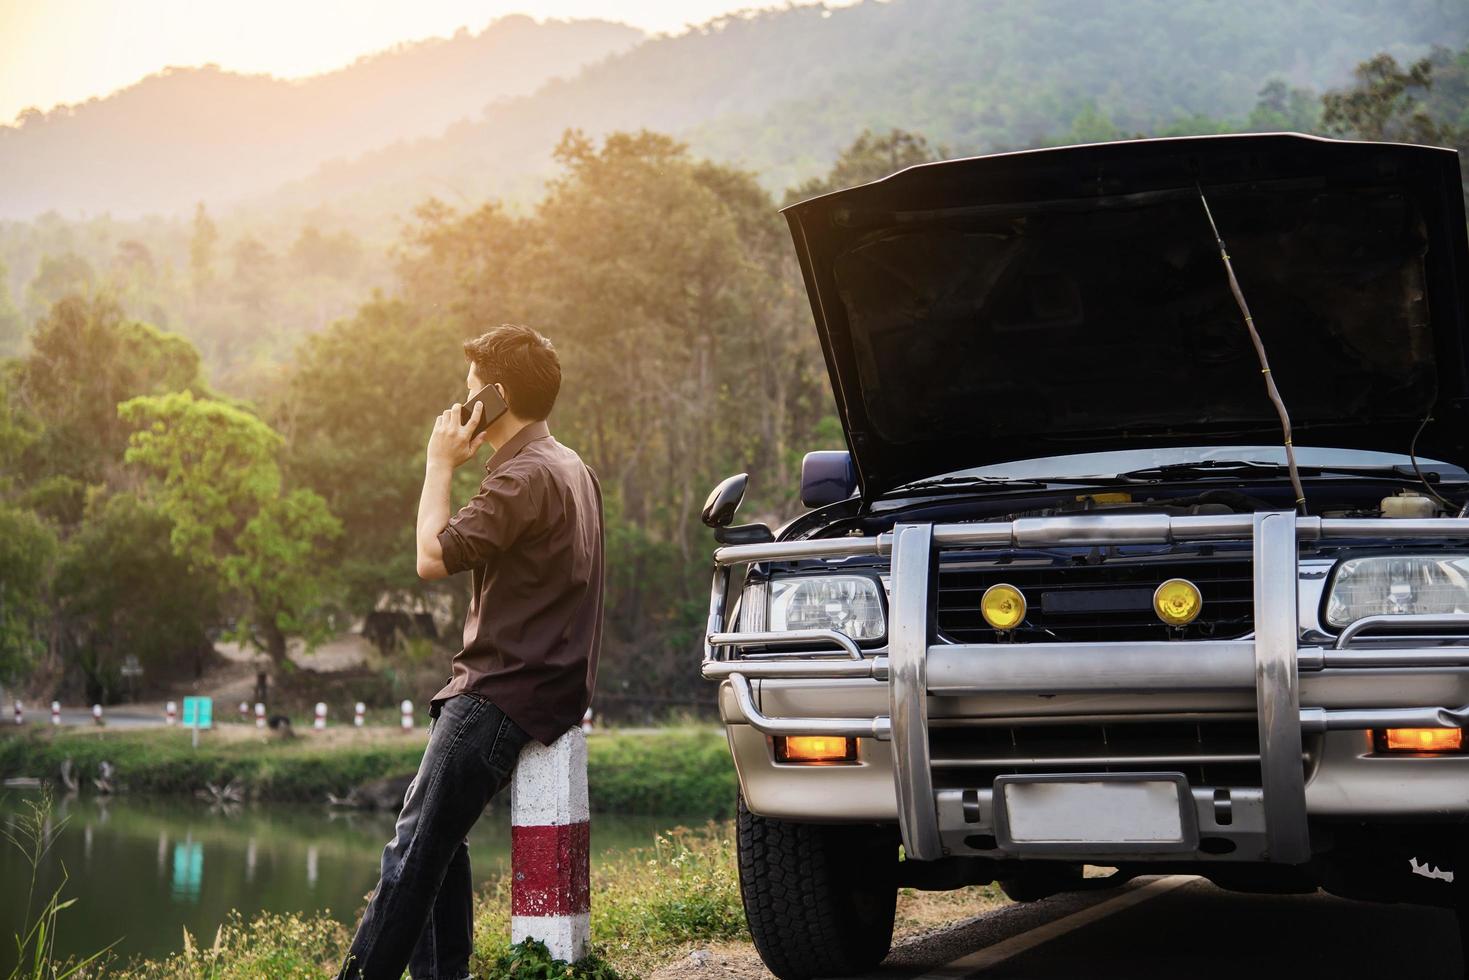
783, 134, 1469, 500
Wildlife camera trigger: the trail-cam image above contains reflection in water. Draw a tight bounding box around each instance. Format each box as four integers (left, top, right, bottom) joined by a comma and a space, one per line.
0, 789, 690, 970
171, 838, 203, 903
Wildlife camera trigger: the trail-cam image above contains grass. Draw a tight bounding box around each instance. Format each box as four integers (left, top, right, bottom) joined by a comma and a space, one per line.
0, 725, 737, 816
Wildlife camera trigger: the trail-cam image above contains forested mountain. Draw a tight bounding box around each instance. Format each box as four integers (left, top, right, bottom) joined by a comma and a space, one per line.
4, 0, 1462, 224
0, 16, 642, 220
268, 0, 1469, 217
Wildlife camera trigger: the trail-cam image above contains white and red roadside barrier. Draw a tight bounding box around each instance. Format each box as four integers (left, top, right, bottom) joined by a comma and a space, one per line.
313, 702, 327, 730
354, 702, 365, 728
510, 726, 590, 960
400, 699, 414, 731
12, 700, 21, 726
254, 702, 266, 729
166, 701, 177, 726
91, 703, 103, 726
51, 701, 60, 726
239, 701, 249, 723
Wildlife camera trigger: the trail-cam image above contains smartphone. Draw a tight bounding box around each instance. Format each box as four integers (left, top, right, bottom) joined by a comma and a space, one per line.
460, 382, 509, 438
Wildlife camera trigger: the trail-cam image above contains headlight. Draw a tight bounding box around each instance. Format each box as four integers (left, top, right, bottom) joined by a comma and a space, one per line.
1325, 555, 1469, 628
768, 574, 886, 640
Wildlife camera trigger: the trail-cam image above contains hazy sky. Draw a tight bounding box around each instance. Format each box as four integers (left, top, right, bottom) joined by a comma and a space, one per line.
0, 0, 828, 124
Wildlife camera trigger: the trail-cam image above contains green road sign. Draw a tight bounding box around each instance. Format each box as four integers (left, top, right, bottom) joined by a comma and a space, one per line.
181, 696, 212, 729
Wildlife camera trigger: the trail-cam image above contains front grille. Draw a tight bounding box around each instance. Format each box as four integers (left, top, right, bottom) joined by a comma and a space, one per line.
936, 549, 1254, 643
928, 718, 1265, 789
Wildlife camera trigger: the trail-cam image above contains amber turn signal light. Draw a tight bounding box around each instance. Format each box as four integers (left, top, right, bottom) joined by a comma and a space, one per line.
774, 735, 857, 764
1376, 728, 1464, 753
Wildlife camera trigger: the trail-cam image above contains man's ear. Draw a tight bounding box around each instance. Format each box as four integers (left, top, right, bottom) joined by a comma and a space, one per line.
494, 383, 507, 405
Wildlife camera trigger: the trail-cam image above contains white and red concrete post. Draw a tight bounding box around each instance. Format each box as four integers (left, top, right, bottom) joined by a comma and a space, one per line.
239, 700, 249, 722
12, 700, 21, 726
313, 702, 327, 730
166, 700, 177, 726
400, 699, 414, 731
91, 703, 103, 726
354, 701, 366, 727
51, 701, 60, 726
510, 726, 590, 960
254, 702, 266, 729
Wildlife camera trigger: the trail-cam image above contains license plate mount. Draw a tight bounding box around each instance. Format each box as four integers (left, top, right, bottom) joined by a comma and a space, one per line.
993, 772, 1199, 854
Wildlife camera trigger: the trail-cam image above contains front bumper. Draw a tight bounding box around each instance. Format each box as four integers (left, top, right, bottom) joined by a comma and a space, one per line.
703, 512, 1469, 864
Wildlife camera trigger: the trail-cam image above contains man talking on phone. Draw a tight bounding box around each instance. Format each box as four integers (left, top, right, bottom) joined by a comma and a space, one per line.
338, 323, 604, 980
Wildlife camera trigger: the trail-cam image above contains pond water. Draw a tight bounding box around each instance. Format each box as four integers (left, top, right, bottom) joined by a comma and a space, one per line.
0, 788, 687, 971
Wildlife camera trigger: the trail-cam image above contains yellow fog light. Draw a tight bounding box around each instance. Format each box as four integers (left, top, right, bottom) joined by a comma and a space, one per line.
1153, 578, 1203, 626
775, 735, 857, 764
981, 583, 1027, 631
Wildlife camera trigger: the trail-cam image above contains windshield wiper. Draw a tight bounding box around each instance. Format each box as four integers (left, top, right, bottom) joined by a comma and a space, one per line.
1113, 460, 1451, 482
887, 473, 1132, 495
886, 476, 1049, 495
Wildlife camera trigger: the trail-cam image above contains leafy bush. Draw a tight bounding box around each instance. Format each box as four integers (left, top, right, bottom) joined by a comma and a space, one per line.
483, 939, 623, 980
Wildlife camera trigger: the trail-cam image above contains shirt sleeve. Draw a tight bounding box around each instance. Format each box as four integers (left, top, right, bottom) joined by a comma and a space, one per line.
436, 469, 533, 575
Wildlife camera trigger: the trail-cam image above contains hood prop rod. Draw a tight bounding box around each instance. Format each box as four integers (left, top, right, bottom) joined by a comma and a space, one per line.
1197, 184, 1307, 515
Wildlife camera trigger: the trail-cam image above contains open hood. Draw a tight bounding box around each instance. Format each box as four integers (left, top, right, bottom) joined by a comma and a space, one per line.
783, 134, 1469, 500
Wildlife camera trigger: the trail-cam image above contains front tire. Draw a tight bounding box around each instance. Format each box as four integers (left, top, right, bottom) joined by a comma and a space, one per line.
735, 793, 898, 980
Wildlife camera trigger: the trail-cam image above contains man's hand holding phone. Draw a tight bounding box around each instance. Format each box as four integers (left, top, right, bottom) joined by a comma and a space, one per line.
427, 401, 490, 469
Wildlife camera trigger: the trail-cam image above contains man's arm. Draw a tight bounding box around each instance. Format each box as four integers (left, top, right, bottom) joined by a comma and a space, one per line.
416, 460, 455, 580
416, 401, 487, 581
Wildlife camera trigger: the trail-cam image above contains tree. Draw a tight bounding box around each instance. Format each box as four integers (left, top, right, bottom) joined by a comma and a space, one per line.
225, 488, 343, 665
53, 492, 216, 700
1322, 46, 1469, 205
289, 226, 363, 279
230, 236, 275, 315
24, 253, 95, 320
0, 259, 23, 357
784, 128, 942, 204
1248, 79, 1320, 132
0, 504, 56, 686
1322, 53, 1441, 143
15, 294, 204, 490
190, 202, 218, 302
282, 297, 466, 613
118, 389, 341, 664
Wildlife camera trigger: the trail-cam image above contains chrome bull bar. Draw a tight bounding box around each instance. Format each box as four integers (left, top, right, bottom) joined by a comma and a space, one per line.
701, 512, 1469, 864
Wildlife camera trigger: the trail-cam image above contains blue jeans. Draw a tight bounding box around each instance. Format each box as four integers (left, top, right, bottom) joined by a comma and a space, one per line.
336, 692, 532, 980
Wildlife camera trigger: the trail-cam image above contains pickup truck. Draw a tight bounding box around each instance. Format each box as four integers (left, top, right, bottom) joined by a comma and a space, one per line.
700, 133, 1469, 979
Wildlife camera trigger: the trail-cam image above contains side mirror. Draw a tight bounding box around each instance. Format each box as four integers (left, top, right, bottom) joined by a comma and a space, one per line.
800, 451, 857, 508
702, 473, 748, 528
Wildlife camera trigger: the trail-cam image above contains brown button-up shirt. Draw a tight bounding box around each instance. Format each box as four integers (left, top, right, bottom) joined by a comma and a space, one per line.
429, 418, 604, 745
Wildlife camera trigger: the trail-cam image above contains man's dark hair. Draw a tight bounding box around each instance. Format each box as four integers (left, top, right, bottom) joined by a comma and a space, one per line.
462, 324, 561, 420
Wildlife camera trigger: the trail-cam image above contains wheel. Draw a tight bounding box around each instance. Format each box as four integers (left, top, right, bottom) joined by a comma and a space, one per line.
735, 793, 898, 980
998, 863, 1085, 902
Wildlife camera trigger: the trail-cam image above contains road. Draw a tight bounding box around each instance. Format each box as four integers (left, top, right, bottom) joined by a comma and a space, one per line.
866, 877, 1464, 979
7, 705, 169, 729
